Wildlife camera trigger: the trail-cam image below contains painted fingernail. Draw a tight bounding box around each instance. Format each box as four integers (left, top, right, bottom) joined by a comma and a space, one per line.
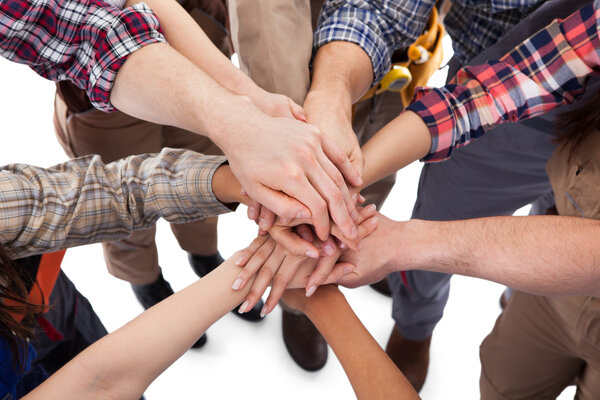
238, 300, 249, 314
297, 211, 310, 219
306, 285, 317, 297
260, 304, 268, 318
351, 209, 359, 221
235, 256, 245, 266
343, 266, 354, 274
351, 226, 358, 239
306, 249, 319, 258
232, 277, 243, 290
323, 244, 335, 256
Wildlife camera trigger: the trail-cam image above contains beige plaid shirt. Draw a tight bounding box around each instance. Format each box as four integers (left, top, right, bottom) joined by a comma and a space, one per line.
0, 148, 232, 259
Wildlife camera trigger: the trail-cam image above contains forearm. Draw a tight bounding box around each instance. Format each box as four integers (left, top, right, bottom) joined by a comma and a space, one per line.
124, 0, 261, 99
0, 149, 231, 259
303, 288, 419, 400
307, 42, 373, 112
399, 216, 600, 297
24, 258, 252, 400
361, 111, 431, 187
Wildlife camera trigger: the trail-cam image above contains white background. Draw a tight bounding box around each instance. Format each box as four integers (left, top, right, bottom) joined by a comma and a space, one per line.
0, 36, 575, 399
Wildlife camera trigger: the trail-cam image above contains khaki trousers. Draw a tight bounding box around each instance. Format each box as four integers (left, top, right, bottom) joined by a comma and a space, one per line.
228, 0, 399, 207
54, 96, 221, 285
480, 291, 600, 399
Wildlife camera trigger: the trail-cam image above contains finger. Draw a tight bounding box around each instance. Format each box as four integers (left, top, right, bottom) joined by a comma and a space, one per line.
258, 207, 277, 232
305, 160, 356, 241
242, 246, 286, 314
331, 204, 377, 243
289, 98, 307, 122
323, 263, 356, 285
233, 235, 270, 268
320, 134, 363, 187
247, 198, 261, 222
281, 175, 330, 241
319, 235, 338, 257
315, 148, 359, 223
251, 183, 311, 221
263, 255, 305, 315
232, 236, 274, 292
333, 263, 363, 288
306, 238, 342, 295
358, 193, 366, 204
357, 215, 378, 245
270, 227, 319, 258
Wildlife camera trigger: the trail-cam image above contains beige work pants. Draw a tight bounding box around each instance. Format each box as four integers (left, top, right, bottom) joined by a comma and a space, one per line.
228, 0, 399, 207
480, 291, 600, 399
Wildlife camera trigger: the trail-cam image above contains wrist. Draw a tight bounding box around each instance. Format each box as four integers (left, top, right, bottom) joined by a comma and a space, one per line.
212, 164, 243, 205
302, 286, 344, 318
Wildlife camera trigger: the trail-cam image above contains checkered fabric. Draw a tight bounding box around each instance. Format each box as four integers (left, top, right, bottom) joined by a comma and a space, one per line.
0, 149, 231, 259
0, 0, 165, 111
407, 0, 600, 161
315, 0, 544, 85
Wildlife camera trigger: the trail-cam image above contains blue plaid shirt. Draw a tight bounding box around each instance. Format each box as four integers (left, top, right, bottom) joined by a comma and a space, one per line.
315, 0, 544, 84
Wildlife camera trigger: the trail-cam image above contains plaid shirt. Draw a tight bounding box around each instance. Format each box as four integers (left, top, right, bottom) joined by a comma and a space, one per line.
0, 0, 166, 111
315, 0, 543, 84
407, 0, 600, 161
0, 149, 231, 259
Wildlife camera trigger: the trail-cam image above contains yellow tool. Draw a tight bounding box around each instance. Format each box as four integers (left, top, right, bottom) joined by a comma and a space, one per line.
356, 7, 445, 107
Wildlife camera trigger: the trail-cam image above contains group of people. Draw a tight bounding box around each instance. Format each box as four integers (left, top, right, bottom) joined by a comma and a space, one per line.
1, 0, 600, 398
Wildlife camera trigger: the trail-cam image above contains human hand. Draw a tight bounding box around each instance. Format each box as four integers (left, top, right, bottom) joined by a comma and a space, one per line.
215, 97, 362, 242
280, 285, 342, 315
304, 90, 364, 183
251, 89, 307, 122
334, 212, 403, 288
232, 206, 378, 315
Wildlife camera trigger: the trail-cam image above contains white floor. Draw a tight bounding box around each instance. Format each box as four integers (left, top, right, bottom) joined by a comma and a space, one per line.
0, 39, 576, 399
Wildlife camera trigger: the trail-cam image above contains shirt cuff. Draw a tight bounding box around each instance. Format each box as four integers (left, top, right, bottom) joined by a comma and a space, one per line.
406, 87, 458, 162
314, 7, 392, 85
184, 155, 238, 215
88, 2, 166, 112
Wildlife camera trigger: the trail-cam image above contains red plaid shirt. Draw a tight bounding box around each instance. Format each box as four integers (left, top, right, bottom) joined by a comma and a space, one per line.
0, 0, 165, 112
407, 0, 600, 162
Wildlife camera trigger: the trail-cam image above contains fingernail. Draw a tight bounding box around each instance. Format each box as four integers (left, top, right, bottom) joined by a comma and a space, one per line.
356, 176, 363, 186
339, 242, 347, 249
351, 209, 359, 221
306, 286, 317, 297
259, 218, 268, 231
370, 217, 378, 225
235, 256, 245, 266
352, 193, 358, 203
260, 304, 268, 318
369, 204, 377, 211
343, 266, 354, 274
297, 211, 310, 219
306, 249, 319, 258
323, 244, 335, 256
280, 217, 291, 225
248, 208, 257, 220
232, 277, 243, 290
351, 226, 358, 239
238, 300, 249, 314
240, 188, 247, 196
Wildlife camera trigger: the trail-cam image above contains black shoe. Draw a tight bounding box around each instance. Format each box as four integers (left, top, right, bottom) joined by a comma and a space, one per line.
188, 253, 265, 322
281, 308, 328, 371
131, 269, 207, 348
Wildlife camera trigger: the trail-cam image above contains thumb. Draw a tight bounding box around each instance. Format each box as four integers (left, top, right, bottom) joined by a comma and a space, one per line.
289, 98, 308, 122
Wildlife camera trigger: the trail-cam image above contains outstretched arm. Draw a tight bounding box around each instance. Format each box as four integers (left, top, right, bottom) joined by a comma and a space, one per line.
282, 286, 420, 400
337, 213, 600, 298
22, 253, 256, 400
361, 1, 600, 186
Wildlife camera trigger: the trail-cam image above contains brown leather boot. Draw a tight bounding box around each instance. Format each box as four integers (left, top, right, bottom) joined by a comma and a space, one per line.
282, 308, 328, 371
385, 325, 431, 392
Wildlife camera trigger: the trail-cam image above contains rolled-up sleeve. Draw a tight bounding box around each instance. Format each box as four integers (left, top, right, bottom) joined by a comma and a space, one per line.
314, 0, 435, 84
0, 149, 232, 259
406, 1, 600, 162
0, 0, 166, 111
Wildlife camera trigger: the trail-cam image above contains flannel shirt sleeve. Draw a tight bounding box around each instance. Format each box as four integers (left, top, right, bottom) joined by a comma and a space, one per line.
314, 0, 436, 85
0, 0, 166, 111
0, 149, 232, 259
407, 0, 600, 162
